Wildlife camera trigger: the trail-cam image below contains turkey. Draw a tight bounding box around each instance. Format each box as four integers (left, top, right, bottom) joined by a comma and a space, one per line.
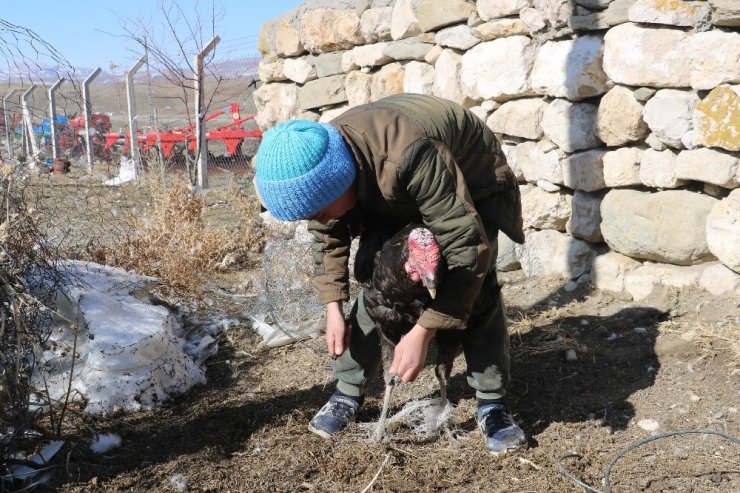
354, 224, 460, 442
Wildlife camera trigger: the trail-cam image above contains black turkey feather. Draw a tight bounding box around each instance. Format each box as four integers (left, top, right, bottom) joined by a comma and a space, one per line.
355, 224, 460, 441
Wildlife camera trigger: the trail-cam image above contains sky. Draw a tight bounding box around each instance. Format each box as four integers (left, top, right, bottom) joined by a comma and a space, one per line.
1, 0, 304, 69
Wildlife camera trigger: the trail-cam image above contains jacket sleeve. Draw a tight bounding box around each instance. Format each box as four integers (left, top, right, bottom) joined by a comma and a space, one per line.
404, 141, 492, 331
308, 218, 353, 304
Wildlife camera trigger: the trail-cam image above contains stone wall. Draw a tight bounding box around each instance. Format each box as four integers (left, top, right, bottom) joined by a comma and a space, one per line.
254, 0, 740, 299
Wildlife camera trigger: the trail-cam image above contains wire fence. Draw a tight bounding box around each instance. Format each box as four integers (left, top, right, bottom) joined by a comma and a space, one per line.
0, 166, 68, 482
1, 36, 262, 182
0, 19, 267, 481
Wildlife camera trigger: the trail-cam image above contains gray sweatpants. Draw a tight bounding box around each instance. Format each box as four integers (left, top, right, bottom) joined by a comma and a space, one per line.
332, 273, 511, 401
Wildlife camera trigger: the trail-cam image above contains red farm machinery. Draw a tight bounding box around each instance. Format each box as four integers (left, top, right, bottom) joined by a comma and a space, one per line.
102, 103, 262, 169
9, 112, 112, 160
10, 103, 261, 174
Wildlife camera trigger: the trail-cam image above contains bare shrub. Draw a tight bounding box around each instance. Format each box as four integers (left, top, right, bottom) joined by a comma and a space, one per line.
0, 166, 64, 474
88, 178, 263, 293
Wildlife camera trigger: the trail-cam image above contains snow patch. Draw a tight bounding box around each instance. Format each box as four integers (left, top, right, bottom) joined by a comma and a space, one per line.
31, 261, 207, 415
90, 433, 122, 454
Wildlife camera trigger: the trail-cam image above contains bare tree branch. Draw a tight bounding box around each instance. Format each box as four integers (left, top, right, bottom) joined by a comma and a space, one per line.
115, 0, 230, 183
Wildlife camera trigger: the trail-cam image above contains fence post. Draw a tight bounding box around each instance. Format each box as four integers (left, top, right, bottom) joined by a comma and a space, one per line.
48, 78, 65, 160
21, 85, 39, 161
82, 67, 102, 171
3, 89, 19, 161
153, 108, 165, 186
126, 55, 148, 175
194, 35, 220, 190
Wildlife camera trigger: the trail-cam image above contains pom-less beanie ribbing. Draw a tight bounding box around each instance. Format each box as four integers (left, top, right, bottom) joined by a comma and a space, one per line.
255, 120, 356, 221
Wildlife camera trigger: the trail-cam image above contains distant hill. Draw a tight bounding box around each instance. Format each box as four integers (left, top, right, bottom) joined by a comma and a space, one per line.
0, 55, 261, 85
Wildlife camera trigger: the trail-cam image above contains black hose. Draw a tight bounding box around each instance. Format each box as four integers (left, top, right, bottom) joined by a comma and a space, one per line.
558, 428, 740, 493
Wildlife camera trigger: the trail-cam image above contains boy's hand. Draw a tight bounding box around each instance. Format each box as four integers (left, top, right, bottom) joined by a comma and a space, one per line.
325, 301, 351, 357
389, 324, 436, 382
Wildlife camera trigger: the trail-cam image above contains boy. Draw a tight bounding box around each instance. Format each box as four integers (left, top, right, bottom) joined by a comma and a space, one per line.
254, 94, 526, 454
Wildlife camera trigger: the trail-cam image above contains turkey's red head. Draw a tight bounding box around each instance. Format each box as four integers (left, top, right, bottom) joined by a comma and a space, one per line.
404, 228, 441, 299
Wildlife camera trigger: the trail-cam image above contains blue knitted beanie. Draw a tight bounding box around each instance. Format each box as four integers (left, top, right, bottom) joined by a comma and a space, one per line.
255, 120, 357, 221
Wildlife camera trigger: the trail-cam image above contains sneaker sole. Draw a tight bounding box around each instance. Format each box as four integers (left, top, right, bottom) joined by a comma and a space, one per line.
488, 443, 528, 456
307, 423, 333, 439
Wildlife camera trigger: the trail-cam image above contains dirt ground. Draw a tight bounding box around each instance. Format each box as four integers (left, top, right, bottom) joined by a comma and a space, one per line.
25, 169, 740, 492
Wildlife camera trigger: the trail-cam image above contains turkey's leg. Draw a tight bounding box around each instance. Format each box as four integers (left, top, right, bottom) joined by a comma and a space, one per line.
372, 336, 397, 442
435, 345, 459, 445
372, 375, 397, 442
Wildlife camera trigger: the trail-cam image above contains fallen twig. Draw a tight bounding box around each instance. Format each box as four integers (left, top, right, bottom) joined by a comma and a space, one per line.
57, 303, 81, 435
359, 453, 391, 493
518, 457, 541, 470
387, 444, 420, 460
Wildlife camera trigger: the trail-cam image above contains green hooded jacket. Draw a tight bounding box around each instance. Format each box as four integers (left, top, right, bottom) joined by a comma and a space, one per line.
309, 94, 523, 331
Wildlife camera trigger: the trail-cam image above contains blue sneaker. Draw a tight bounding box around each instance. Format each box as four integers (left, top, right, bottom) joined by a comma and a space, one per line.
477, 403, 527, 454
308, 391, 361, 439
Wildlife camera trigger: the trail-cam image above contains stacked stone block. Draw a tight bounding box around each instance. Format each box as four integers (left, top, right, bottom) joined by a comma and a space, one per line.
254, 0, 740, 300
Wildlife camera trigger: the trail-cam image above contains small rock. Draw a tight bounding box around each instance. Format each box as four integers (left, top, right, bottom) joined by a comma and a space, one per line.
564, 281, 578, 292
709, 473, 723, 484
633, 87, 656, 102
595, 325, 610, 338
713, 411, 726, 420
565, 349, 578, 362
729, 407, 738, 413
220, 253, 237, 268
689, 394, 701, 402
587, 412, 596, 420
633, 327, 647, 335
638, 419, 660, 432
645, 133, 667, 151
606, 333, 619, 342
170, 474, 188, 492
580, 319, 589, 326
536, 179, 561, 192
647, 366, 656, 373
672, 446, 688, 458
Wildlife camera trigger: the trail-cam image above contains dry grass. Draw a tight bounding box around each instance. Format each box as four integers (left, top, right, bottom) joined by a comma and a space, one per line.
659, 318, 740, 374
87, 177, 263, 293
0, 165, 68, 462
509, 313, 581, 357
695, 319, 739, 368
